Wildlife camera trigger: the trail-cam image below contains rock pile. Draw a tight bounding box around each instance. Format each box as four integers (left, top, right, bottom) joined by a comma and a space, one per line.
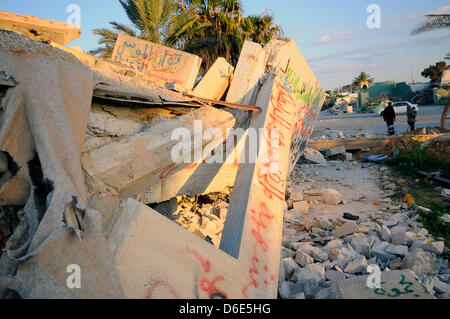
150, 190, 232, 248
279, 187, 449, 299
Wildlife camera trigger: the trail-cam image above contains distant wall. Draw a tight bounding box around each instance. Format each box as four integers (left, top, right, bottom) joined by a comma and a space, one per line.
368, 81, 412, 100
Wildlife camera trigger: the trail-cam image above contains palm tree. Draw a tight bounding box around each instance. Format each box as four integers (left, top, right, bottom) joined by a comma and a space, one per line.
411, 13, 450, 128
181, 0, 245, 69
351, 72, 374, 91
92, 0, 281, 72
411, 14, 450, 35
243, 12, 283, 45
91, 0, 208, 58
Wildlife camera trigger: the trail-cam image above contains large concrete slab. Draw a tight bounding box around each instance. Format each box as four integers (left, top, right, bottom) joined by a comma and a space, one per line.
108, 198, 263, 299
0, 10, 81, 45
193, 57, 234, 100
134, 129, 248, 204
226, 41, 266, 106
111, 34, 202, 90
219, 38, 324, 298
264, 38, 325, 173
336, 270, 435, 299
82, 106, 235, 199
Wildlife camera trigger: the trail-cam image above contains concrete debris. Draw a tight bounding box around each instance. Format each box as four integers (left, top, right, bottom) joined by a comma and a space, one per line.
331, 221, 358, 238
325, 146, 346, 157
322, 188, 344, 205
302, 147, 326, 164
423, 241, 445, 255
344, 255, 368, 274
280, 159, 448, 299
401, 250, 439, 275
0, 10, 448, 300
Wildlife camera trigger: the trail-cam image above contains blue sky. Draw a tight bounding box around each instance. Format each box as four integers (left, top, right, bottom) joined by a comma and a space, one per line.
1, 0, 449, 90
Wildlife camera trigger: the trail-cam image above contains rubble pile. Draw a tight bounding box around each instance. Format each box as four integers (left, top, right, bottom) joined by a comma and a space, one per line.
278, 162, 449, 299
150, 190, 232, 248
311, 129, 378, 141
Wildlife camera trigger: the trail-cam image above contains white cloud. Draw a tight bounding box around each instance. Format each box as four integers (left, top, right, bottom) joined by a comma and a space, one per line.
314, 31, 353, 45
427, 5, 450, 15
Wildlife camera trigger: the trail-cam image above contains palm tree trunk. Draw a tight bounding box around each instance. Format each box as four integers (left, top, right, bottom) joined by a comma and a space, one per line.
441, 98, 450, 128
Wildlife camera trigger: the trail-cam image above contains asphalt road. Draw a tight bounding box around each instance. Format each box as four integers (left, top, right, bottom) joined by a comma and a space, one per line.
312, 104, 449, 137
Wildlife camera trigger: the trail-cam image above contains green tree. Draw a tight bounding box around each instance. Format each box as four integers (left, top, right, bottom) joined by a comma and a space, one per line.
351, 72, 374, 91
411, 14, 450, 128
182, 0, 282, 70
421, 61, 447, 83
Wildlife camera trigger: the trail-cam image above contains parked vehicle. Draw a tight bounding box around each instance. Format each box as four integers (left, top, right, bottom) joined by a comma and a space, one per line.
377, 101, 419, 116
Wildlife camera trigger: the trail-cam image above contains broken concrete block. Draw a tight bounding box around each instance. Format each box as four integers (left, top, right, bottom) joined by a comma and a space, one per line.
335, 270, 435, 299
296, 243, 328, 262
326, 269, 347, 282
290, 188, 304, 201
349, 233, 370, 258
303, 147, 326, 165
339, 152, 352, 161
433, 276, 449, 294
385, 244, 409, 257
193, 57, 234, 100
344, 255, 368, 274
211, 207, 228, 219
332, 221, 358, 238
226, 40, 266, 106
0, 10, 81, 45
295, 250, 314, 267
281, 247, 296, 259
293, 200, 310, 214
401, 250, 439, 275
322, 189, 343, 205
423, 241, 445, 255
82, 106, 235, 199
291, 263, 326, 285
283, 257, 300, 280
112, 34, 202, 90
325, 146, 346, 157
380, 224, 392, 243
302, 279, 321, 299
278, 281, 304, 299
371, 241, 396, 262
391, 231, 407, 246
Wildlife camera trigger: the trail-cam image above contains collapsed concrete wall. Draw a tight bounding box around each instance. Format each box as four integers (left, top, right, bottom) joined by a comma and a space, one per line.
112, 34, 202, 90
0, 17, 325, 298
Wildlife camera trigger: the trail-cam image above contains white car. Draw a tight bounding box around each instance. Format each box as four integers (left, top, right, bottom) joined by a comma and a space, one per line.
377, 101, 419, 116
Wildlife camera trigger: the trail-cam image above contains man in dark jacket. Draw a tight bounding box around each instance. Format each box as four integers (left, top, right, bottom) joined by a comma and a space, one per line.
407, 105, 417, 132
382, 102, 396, 135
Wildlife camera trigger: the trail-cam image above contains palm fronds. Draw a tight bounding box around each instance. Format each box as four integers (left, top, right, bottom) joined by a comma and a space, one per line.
411, 14, 450, 35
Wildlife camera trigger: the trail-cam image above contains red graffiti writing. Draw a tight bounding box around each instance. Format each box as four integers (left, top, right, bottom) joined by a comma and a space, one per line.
182, 249, 228, 299
242, 202, 275, 299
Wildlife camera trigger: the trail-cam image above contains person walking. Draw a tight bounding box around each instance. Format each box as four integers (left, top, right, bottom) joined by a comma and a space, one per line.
382, 102, 396, 135
406, 105, 417, 132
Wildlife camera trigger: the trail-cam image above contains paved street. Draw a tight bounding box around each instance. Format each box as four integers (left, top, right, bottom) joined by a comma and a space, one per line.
312, 104, 449, 137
